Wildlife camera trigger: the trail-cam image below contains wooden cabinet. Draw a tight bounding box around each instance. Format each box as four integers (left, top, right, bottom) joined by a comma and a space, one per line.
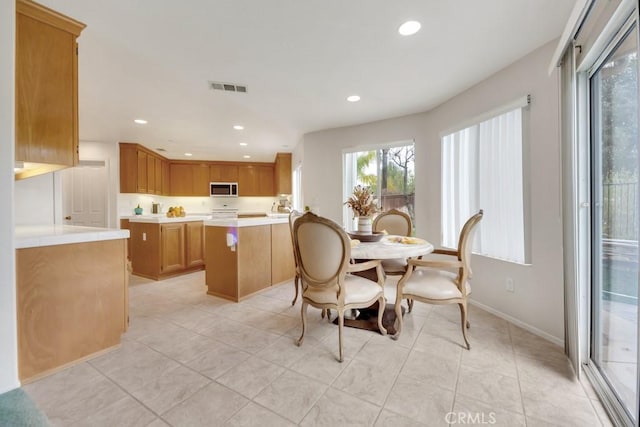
15, 0, 86, 180
130, 220, 205, 280
274, 153, 292, 195
186, 221, 205, 267
120, 143, 167, 195
210, 163, 239, 182
137, 150, 148, 193
120, 218, 131, 260
160, 223, 186, 274
238, 164, 275, 196
168, 163, 209, 196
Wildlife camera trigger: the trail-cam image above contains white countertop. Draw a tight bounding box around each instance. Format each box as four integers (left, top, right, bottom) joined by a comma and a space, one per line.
128, 215, 211, 224
205, 216, 289, 227
16, 225, 130, 249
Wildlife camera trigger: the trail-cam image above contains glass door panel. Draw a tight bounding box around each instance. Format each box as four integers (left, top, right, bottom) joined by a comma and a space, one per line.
590, 24, 639, 421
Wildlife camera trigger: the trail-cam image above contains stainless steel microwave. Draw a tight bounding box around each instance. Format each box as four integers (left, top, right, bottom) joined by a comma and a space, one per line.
210, 182, 238, 197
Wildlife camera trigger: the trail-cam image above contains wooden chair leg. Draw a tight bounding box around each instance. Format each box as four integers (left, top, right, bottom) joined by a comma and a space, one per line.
407, 298, 414, 313
459, 302, 470, 350
338, 310, 344, 362
291, 274, 299, 306
297, 302, 308, 346
376, 296, 387, 336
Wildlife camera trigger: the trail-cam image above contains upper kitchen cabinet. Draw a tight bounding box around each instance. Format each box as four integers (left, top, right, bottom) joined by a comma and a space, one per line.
119, 143, 167, 195
169, 162, 209, 196
15, 0, 86, 180
210, 163, 238, 182
274, 153, 292, 195
238, 164, 274, 196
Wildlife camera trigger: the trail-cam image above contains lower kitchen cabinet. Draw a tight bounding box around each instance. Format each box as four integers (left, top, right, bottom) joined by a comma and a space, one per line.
130, 220, 204, 280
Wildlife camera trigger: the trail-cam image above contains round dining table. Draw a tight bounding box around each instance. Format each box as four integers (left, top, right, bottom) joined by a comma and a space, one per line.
350, 235, 434, 260
344, 235, 434, 335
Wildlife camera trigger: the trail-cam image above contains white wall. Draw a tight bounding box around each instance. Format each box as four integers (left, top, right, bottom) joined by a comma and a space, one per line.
14, 174, 55, 225
302, 40, 564, 343
1, 0, 19, 393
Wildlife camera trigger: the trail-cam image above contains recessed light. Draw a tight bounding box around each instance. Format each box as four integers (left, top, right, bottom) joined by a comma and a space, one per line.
233, 125, 244, 130
347, 95, 361, 102
134, 119, 147, 124
239, 142, 248, 146
243, 155, 251, 159
398, 20, 421, 36
184, 152, 193, 157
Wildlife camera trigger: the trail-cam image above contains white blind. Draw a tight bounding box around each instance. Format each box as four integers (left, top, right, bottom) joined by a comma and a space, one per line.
442, 107, 526, 264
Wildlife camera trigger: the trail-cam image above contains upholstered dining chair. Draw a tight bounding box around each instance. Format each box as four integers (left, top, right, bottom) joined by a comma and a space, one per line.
372, 209, 413, 276
293, 211, 387, 362
393, 210, 483, 349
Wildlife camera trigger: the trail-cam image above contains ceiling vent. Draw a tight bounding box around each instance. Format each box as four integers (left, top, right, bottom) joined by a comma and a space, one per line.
156, 148, 166, 152
209, 81, 247, 93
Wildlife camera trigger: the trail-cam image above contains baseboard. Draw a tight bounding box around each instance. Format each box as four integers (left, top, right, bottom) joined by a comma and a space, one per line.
469, 299, 564, 347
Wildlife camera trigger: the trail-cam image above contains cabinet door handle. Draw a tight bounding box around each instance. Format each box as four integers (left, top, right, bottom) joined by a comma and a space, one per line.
65, 216, 71, 220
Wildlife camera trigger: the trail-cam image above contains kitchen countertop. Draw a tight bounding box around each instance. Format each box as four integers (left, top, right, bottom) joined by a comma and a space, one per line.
205, 216, 289, 227
16, 225, 130, 249
128, 214, 211, 224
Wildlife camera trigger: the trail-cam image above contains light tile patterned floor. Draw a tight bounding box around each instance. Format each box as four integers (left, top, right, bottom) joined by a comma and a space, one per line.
23, 271, 611, 426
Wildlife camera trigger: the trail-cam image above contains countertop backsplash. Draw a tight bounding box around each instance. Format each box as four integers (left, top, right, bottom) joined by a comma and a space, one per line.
118, 193, 278, 217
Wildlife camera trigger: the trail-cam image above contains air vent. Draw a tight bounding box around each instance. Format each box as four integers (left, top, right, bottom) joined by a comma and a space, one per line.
209, 81, 248, 93
156, 148, 166, 152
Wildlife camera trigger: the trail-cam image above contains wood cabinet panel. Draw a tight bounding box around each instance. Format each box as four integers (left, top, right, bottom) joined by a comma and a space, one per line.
238, 165, 257, 196
186, 221, 205, 268
119, 145, 137, 193
205, 226, 239, 301
161, 223, 186, 273
16, 239, 127, 382
258, 165, 275, 196
146, 152, 155, 194
137, 150, 148, 193
271, 223, 295, 284
192, 164, 210, 196
15, 0, 85, 177
120, 218, 131, 260
169, 163, 193, 196
162, 160, 170, 196
130, 222, 160, 279
274, 153, 292, 195
238, 226, 272, 297
155, 157, 163, 195
210, 163, 239, 182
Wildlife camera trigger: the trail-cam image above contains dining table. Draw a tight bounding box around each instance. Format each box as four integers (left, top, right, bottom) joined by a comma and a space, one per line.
345, 234, 434, 335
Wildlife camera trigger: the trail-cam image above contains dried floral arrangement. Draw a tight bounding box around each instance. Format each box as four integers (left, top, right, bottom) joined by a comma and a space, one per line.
344, 185, 379, 217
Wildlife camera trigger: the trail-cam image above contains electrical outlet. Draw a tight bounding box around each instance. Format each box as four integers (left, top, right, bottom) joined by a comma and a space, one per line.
142, 232, 147, 241
505, 277, 514, 292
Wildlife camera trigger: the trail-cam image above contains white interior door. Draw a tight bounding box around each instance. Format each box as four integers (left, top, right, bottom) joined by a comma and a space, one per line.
61, 161, 108, 227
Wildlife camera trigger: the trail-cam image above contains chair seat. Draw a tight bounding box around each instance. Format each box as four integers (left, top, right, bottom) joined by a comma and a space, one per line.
403, 269, 471, 300
381, 258, 407, 274
303, 274, 382, 305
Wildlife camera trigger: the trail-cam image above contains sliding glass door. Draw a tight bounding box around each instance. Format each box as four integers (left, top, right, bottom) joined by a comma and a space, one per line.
590, 22, 639, 424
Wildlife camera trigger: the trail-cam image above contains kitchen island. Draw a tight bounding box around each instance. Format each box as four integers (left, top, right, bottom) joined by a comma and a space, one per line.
15, 225, 129, 383
204, 215, 295, 302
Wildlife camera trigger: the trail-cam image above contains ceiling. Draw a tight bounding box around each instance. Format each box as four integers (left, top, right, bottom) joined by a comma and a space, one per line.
39, 0, 575, 162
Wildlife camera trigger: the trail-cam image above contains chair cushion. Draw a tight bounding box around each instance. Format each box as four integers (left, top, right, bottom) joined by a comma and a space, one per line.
303, 275, 383, 305
402, 269, 471, 300
381, 258, 407, 274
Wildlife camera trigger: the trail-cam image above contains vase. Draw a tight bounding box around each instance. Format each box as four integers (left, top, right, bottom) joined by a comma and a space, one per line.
134, 207, 143, 215
357, 216, 372, 234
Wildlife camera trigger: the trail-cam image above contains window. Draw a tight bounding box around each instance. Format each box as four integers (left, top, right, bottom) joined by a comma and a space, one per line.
441, 99, 528, 263
343, 142, 415, 231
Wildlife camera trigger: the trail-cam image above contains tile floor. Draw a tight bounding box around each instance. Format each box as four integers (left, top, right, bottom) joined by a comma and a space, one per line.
24, 271, 612, 426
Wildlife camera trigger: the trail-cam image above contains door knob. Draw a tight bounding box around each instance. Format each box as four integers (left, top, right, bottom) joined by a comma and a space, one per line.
65, 216, 71, 220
